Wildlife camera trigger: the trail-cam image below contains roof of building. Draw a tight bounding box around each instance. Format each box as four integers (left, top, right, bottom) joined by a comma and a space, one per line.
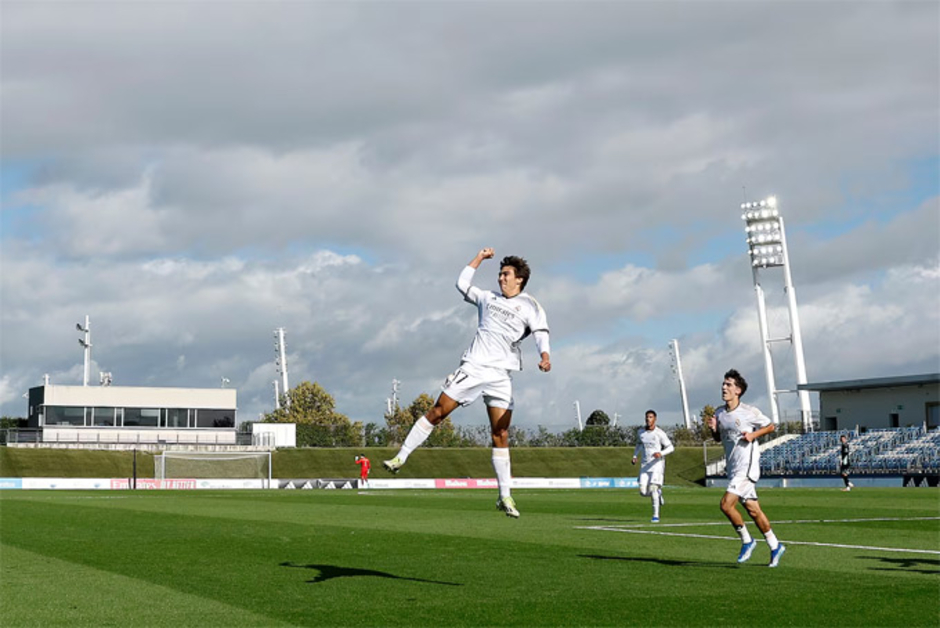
797, 373, 940, 392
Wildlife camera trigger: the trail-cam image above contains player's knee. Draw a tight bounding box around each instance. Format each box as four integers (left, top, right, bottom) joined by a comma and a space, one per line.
426, 405, 448, 425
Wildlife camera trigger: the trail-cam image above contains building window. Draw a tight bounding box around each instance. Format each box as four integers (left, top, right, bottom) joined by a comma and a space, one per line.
124, 408, 160, 427
45, 406, 86, 426
195, 409, 235, 428
927, 402, 939, 429
93, 407, 116, 427
162, 408, 189, 428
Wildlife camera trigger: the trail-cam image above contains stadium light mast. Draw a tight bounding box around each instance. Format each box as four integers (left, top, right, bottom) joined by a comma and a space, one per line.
668, 339, 693, 430
385, 379, 401, 415
274, 328, 290, 408
76, 315, 91, 387
574, 400, 583, 431
273, 380, 281, 410
741, 196, 813, 431
391, 379, 401, 410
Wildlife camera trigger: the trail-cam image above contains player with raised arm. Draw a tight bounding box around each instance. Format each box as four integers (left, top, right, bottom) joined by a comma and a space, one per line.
383, 248, 551, 518
632, 409, 674, 522
355, 454, 371, 487
707, 369, 786, 568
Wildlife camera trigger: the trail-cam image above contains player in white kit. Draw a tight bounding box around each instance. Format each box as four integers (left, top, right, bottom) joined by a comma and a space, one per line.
707, 369, 786, 567
383, 248, 551, 518
632, 410, 674, 522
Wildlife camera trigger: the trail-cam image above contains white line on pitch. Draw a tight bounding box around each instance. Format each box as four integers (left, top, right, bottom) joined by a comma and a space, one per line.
576, 526, 940, 556
589, 516, 940, 529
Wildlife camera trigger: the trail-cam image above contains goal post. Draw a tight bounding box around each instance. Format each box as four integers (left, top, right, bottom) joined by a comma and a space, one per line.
156, 451, 273, 488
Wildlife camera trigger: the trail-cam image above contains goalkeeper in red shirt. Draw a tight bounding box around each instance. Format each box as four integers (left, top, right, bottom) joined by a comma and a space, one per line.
355, 454, 371, 485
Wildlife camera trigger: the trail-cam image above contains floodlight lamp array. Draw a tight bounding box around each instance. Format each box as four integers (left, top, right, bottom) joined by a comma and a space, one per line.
741, 196, 785, 268
749, 244, 784, 267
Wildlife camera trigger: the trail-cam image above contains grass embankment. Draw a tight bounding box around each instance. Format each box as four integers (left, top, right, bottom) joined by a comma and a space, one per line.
0, 448, 155, 479
1, 446, 723, 486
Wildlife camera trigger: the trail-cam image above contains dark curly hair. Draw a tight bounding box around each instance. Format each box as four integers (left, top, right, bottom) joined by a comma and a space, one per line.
500, 255, 531, 290
724, 369, 748, 397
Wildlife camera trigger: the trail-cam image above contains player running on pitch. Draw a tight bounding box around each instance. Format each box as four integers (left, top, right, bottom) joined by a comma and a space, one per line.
839, 434, 855, 491
632, 409, 674, 522
383, 248, 551, 518
707, 369, 786, 568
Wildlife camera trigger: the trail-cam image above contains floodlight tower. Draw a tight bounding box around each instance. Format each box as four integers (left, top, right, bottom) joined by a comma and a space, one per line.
76, 315, 91, 387
574, 400, 583, 431
668, 339, 693, 430
274, 328, 290, 407
741, 196, 812, 430
391, 379, 401, 410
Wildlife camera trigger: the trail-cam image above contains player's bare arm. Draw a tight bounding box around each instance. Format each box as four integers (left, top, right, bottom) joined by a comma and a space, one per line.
707, 415, 721, 442
469, 248, 495, 268
742, 423, 776, 443
538, 352, 551, 372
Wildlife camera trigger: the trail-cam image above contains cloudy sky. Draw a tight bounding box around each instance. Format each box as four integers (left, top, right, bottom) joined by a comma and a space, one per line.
2, 1, 938, 432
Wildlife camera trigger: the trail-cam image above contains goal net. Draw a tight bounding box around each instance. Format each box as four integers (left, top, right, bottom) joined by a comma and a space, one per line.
156, 451, 272, 488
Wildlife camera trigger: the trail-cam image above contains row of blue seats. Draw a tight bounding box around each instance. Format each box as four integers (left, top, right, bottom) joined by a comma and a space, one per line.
760, 427, 938, 475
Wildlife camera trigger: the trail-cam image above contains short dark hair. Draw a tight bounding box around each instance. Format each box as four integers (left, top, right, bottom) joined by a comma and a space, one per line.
645, 409, 657, 418
724, 369, 748, 397
501, 255, 531, 290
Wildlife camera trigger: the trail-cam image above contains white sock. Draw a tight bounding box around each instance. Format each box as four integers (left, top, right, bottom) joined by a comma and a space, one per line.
736, 525, 753, 544
397, 416, 434, 463
763, 530, 779, 551
491, 447, 512, 499
651, 487, 661, 518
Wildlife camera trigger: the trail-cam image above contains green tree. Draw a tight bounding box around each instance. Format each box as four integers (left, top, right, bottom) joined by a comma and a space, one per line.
585, 410, 610, 426
363, 422, 388, 447
0, 416, 26, 428
384, 393, 463, 448
262, 381, 363, 447
699, 404, 717, 441
527, 425, 563, 447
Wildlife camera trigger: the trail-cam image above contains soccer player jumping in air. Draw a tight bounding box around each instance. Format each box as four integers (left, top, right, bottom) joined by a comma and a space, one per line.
707, 369, 786, 568
632, 409, 674, 522
383, 248, 551, 518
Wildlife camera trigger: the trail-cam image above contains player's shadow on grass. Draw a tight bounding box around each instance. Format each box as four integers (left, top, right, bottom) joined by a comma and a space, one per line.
280, 562, 462, 586
860, 556, 940, 575
580, 554, 736, 569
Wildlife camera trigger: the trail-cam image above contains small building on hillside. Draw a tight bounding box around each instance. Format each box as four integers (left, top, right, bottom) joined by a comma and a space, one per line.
25, 384, 238, 447
798, 373, 939, 432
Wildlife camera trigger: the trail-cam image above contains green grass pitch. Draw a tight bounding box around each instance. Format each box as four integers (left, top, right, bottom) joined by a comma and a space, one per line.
1, 488, 937, 627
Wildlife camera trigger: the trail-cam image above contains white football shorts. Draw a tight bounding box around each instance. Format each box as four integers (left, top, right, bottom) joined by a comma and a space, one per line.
441, 362, 514, 410
638, 469, 664, 496
726, 476, 759, 502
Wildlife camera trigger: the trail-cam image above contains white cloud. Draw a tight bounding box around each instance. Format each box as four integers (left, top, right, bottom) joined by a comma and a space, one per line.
1, 2, 937, 430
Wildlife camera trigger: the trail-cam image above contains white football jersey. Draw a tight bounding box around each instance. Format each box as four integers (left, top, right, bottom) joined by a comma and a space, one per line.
457, 266, 549, 371
633, 427, 674, 472
715, 402, 771, 482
